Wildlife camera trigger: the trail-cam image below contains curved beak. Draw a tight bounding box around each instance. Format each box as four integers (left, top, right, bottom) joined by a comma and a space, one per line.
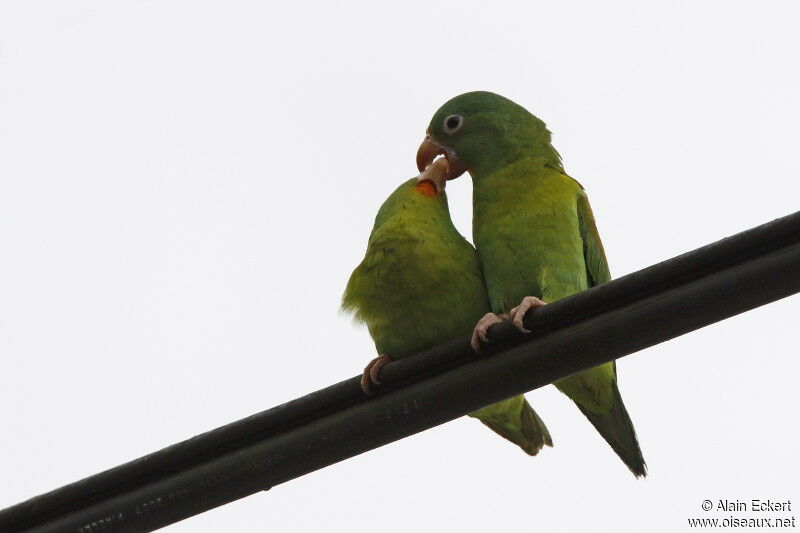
416, 134, 467, 180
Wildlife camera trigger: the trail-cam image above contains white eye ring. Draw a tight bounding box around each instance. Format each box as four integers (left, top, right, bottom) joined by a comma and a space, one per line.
442, 114, 464, 134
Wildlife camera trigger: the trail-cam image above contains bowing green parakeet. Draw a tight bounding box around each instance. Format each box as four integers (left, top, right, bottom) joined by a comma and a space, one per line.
416, 91, 646, 477
342, 159, 552, 455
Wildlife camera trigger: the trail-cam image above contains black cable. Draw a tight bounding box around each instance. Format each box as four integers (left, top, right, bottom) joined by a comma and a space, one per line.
2, 211, 799, 533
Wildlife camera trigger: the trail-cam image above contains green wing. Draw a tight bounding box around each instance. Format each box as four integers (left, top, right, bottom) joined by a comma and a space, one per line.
573, 190, 646, 477
577, 191, 611, 287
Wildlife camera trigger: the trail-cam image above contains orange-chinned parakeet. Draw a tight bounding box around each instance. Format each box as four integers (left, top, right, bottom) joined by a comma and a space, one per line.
342, 159, 552, 455
416, 91, 646, 477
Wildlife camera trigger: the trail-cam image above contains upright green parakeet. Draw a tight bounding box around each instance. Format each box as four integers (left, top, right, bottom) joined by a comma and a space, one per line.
416, 91, 646, 477
342, 158, 552, 455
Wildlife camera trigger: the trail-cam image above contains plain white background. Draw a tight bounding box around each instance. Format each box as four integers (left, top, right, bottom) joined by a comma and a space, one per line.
1, 1, 798, 531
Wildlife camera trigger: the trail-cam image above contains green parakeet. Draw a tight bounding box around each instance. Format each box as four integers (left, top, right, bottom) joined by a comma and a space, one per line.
342, 159, 552, 455
416, 91, 646, 477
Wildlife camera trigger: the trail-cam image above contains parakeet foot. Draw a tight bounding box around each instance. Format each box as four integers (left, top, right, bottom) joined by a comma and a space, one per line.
470, 313, 508, 352
508, 296, 546, 333
360, 354, 392, 395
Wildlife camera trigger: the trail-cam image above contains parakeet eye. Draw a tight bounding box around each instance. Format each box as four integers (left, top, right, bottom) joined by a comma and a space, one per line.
443, 114, 463, 134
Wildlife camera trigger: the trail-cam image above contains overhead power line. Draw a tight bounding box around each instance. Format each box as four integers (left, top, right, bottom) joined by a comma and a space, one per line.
2, 211, 800, 533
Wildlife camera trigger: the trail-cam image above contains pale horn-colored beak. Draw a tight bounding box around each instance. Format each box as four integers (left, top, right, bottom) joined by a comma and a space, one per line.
416, 134, 467, 180
416, 156, 450, 194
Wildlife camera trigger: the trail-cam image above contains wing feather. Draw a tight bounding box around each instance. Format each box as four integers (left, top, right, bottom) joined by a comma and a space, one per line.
577, 191, 611, 287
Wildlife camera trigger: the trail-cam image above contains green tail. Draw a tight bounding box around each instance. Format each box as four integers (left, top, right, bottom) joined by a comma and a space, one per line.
470, 395, 553, 456
574, 381, 647, 477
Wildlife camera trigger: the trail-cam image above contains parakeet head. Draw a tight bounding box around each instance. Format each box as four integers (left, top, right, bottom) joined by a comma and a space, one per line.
416, 91, 562, 180
372, 158, 452, 230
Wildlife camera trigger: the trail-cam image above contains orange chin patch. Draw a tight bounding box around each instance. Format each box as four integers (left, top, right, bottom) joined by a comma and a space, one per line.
416, 179, 437, 197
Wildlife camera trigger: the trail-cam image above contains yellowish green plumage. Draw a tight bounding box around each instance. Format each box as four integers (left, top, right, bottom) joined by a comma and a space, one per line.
342, 177, 552, 455
424, 91, 646, 476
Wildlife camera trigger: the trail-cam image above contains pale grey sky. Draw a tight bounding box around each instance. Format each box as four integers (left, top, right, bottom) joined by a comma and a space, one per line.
1, 1, 798, 531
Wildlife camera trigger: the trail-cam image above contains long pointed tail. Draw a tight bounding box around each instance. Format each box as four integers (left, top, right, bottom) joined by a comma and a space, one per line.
470, 396, 553, 456
574, 381, 647, 477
